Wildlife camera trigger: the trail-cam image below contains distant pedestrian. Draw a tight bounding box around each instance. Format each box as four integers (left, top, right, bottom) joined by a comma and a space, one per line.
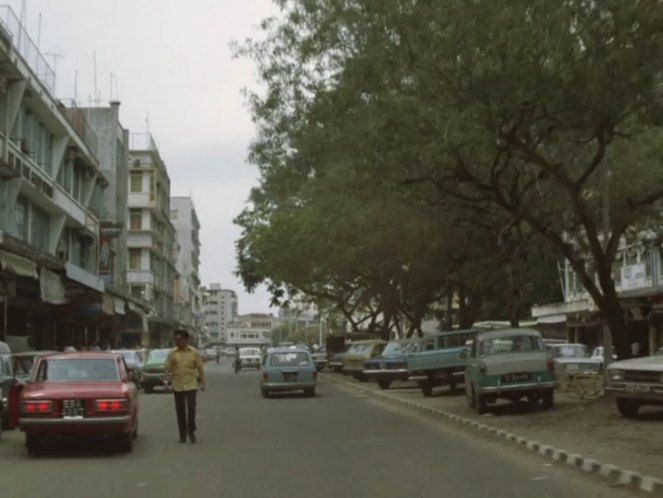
630, 341, 641, 358
165, 330, 205, 443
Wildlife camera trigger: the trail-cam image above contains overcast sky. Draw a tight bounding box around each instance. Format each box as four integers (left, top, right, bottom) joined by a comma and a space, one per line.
5, 0, 277, 314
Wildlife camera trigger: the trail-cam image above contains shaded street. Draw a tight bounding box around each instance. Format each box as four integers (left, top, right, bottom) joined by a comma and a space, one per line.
0, 361, 637, 498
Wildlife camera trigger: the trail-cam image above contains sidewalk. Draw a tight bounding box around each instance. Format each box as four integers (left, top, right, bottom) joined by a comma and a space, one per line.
327, 374, 663, 481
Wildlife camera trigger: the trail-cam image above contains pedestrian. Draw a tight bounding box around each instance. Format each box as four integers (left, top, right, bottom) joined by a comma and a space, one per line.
165, 330, 205, 443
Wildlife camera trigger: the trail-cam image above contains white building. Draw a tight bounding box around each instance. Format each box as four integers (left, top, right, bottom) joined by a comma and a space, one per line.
202, 284, 237, 344
170, 196, 202, 335
226, 313, 278, 348
127, 132, 179, 347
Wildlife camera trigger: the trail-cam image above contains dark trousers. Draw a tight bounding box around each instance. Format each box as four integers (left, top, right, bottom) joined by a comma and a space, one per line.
173, 390, 197, 438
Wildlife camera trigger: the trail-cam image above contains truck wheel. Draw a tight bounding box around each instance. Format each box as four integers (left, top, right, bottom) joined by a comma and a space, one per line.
475, 392, 487, 415
541, 390, 554, 410
466, 386, 476, 408
420, 381, 433, 397
616, 398, 640, 418
377, 380, 392, 390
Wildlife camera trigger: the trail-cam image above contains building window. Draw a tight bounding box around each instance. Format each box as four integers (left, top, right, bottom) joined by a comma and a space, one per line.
129, 248, 141, 270
14, 196, 28, 241
130, 172, 142, 192
31, 204, 50, 251
129, 210, 142, 230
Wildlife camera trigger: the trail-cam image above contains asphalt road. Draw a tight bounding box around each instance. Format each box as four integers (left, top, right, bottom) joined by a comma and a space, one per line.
0, 359, 638, 498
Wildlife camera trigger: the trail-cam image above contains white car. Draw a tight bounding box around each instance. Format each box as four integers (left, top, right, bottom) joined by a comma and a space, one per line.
547, 343, 601, 375
239, 347, 262, 369
606, 355, 663, 418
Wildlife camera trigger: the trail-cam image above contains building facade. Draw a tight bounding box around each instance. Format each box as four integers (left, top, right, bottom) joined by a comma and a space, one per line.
202, 284, 238, 345
170, 196, 203, 336
127, 133, 179, 347
532, 238, 663, 355
226, 313, 277, 348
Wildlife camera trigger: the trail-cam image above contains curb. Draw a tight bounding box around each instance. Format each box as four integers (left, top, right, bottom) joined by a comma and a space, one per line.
322, 374, 663, 495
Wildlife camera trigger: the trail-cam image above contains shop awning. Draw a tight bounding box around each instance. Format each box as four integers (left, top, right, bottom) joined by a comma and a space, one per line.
536, 314, 567, 325
65, 262, 104, 293
0, 250, 37, 279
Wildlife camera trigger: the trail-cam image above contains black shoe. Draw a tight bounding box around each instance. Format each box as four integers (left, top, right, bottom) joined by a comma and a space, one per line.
189, 433, 196, 444
179, 436, 186, 443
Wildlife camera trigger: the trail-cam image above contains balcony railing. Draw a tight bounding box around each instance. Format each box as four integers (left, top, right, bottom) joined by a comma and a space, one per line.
59, 99, 99, 158
0, 6, 55, 94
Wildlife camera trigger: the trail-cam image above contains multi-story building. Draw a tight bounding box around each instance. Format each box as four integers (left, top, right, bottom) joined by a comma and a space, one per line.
202, 284, 237, 344
127, 132, 179, 347
532, 237, 663, 355
226, 313, 277, 348
170, 196, 203, 335
0, 6, 120, 350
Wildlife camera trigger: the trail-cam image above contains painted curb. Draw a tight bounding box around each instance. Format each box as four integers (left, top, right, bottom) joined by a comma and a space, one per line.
322, 374, 663, 495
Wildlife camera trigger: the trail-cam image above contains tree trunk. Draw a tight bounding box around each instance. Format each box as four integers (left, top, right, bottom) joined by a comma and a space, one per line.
505, 260, 521, 328
445, 282, 454, 331
599, 282, 631, 360
458, 282, 474, 329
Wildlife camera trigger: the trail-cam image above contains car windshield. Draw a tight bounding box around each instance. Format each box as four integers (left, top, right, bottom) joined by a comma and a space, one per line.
383, 341, 413, 355
0, 355, 10, 376
270, 352, 310, 367
479, 336, 544, 356
35, 358, 119, 382
146, 350, 170, 362
115, 351, 137, 364
439, 333, 475, 348
12, 355, 37, 376
552, 345, 588, 358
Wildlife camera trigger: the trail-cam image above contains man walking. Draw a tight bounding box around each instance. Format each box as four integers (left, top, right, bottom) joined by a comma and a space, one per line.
165, 330, 205, 443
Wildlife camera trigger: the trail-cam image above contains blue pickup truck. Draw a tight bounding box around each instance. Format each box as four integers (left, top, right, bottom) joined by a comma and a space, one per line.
407, 329, 479, 396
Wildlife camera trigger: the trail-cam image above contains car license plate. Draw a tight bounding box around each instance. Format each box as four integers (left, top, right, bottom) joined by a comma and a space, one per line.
502, 372, 531, 382
283, 372, 297, 382
625, 384, 651, 393
62, 399, 84, 418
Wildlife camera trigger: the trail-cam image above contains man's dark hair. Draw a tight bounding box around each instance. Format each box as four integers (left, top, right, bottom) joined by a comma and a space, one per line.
175, 330, 189, 340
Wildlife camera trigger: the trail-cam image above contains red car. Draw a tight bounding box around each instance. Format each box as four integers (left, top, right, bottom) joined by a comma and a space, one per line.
11, 352, 139, 455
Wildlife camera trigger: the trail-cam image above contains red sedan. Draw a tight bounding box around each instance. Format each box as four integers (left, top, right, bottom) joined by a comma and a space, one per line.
12, 352, 139, 455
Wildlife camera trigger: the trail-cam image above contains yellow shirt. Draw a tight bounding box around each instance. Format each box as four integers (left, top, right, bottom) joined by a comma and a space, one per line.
165, 346, 203, 391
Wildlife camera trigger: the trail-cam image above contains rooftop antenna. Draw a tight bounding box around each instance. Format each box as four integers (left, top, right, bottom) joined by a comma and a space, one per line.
36, 12, 41, 49
113, 73, 120, 101
93, 51, 98, 106
109, 72, 113, 101
18, 0, 26, 52
45, 52, 63, 95
74, 69, 78, 103
146, 111, 150, 133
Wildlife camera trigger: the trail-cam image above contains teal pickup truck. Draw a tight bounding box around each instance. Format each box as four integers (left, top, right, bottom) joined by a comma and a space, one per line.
407, 329, 479, 396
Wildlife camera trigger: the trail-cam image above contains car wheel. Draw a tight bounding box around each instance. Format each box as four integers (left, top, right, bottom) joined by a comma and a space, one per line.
616, 397, 640, 418
25, 434, 41, 456
261, 389, 270, 398
118, 433, 133, 453
475, 390, 487, 415
143, 385, 153, 394
132, 421, 138, 440
377, 380, 392, 390
357, 373, 367, 382
420, 381, 433, 397
527, 394, 540, 408
305, 388, 316, 398
541, 390, 554, 410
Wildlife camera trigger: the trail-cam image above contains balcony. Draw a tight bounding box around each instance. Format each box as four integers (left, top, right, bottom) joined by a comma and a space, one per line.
53, 186, 86, 225
127, 270, 155, 286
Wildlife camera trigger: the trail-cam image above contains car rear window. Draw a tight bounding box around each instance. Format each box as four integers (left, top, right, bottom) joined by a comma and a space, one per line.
479, 336, 543, 356
35, 359, 120, 382
146, 349, 169, 361
270, 352, 310, 367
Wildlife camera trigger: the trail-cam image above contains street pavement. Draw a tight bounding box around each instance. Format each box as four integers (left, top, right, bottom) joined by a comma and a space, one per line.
0, 359, 639, 498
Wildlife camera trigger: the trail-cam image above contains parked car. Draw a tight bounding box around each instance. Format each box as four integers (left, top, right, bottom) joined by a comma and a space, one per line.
547, 343, 601, 375
590, 346, 618, 369
464, 328, 556, 414
328, 349, 348, 373
112, 350, 145, 386
1, 351, 55, 430
203, 348, 218, 361
311, 347, 328, 371
239, 347, 262, 370
363, 338, 424, 389
140, 348, 171, 393
407, 329, 479, 396
606, 354, 663, 418
342, 340, 387, 381
13, 352, 139, 454
260, 348, 317, 398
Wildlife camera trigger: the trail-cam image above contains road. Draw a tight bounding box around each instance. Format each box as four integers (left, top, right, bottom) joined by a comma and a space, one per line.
0, 359, 638, 498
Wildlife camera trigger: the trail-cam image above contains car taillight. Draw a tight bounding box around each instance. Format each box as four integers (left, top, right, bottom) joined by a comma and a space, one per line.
21, 400, 53, 414
313, 370, 318, 380
94, 399, 128, 412
262, 372, 268, 380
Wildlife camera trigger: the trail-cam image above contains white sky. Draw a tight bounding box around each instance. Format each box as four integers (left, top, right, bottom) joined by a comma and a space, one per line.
5, 0, 277, 314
